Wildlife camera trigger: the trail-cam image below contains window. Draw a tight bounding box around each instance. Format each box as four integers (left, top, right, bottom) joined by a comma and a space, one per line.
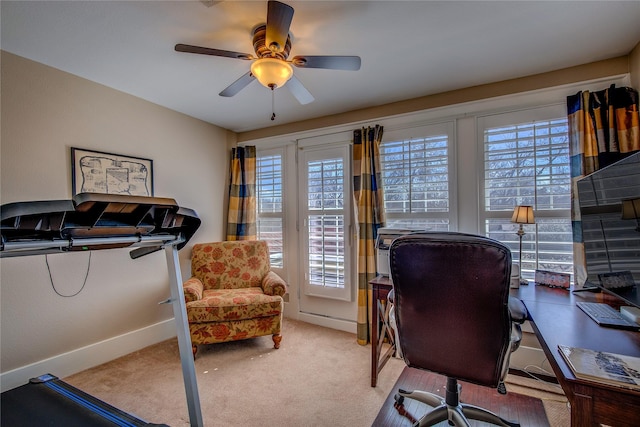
256, 150, 284, 268
298, 145, 352, 301
480, 106, 573, 281
380, 123, 455, 230
307, 157, 345, 289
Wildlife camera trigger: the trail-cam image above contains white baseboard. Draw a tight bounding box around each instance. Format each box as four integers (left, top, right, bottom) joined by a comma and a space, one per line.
508, 322, 556, 377
297, 312, 357, 334
0, 319, 177, 393
509, 345, 555, 377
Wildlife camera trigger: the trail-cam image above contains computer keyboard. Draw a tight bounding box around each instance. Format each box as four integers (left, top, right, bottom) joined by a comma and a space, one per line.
576, 302, 640, 330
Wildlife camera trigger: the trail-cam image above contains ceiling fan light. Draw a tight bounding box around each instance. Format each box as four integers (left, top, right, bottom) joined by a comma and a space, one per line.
251, 58, 293, 89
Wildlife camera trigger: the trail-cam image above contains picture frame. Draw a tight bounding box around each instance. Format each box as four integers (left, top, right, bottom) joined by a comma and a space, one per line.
534, 269, 571, 289
598, 271, 635, 290
71, 147, 153, 196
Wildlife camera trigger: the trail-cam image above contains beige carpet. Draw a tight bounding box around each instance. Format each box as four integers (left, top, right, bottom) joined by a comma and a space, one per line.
64, 319, 569, 426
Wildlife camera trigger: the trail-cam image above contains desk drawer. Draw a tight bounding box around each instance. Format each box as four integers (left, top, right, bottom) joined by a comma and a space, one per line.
592, 385, 640, 427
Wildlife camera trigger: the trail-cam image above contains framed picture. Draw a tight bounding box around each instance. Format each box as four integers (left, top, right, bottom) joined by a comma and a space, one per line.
71, 147, 153, 196
534, 269, 571, 289
599, 271, 635, 290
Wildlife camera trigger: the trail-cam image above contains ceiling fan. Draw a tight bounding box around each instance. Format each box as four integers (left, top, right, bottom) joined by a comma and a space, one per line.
175, 0, 361, 110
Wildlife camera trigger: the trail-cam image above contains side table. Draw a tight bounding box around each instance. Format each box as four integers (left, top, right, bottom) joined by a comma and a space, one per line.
369, 275, 396, 387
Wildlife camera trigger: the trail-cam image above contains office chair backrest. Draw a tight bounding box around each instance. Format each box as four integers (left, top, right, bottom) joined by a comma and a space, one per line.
390, 232, 512, 388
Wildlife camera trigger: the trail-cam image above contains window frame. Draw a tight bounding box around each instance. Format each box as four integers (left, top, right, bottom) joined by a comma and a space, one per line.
478, 104, 574, 281
380, 121, 457, 231
298, 143, 354, 301
256, 147, 286, 270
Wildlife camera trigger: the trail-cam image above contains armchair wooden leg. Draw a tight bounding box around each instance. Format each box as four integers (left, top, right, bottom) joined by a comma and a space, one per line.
272, 334, 282, 349
192, 345, 198, 359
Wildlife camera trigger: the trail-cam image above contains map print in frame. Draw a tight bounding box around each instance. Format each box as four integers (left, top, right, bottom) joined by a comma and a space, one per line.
71, 147, 153, 196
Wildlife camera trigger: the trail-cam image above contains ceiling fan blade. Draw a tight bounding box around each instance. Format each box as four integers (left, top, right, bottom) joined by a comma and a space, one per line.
292, 55, 361, 71
286, 75, 314, 105
266, 1, 294, 53
219, 71, 256, 97
175, 43, 254, 60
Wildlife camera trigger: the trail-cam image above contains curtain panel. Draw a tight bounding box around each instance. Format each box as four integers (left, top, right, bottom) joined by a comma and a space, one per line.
353, 125, 386, 345
568, 85, 640, 286
226, 146, 257, 241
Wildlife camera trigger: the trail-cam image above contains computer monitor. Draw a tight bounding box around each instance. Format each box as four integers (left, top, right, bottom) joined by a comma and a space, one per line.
577, 151, 640, 309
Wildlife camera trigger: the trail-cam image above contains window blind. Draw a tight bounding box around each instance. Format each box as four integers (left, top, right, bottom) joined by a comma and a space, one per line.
483, 116, 573, 279
381, 134, 450, 230
257, 154, 284, 268
307, 158, 345, 288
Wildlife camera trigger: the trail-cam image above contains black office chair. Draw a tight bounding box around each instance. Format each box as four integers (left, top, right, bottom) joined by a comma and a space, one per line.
389, 232, 526, 427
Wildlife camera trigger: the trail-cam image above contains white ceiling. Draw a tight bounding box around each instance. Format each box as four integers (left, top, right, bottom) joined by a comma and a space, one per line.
2, 1, 640, 133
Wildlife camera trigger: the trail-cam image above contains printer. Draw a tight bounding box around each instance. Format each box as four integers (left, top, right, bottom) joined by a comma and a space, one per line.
375, 227, 424, 276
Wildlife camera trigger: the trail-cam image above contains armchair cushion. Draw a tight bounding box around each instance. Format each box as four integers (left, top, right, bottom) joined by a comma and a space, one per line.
186, 287, 283, 323
191, 241, 270, 290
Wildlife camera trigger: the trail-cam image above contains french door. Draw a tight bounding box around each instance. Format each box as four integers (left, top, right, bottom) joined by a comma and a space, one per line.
298, 144, 356, 321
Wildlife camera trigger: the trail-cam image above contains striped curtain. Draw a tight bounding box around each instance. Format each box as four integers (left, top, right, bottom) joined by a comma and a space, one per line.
353, 125, 386, 345
568, 85, 640, 287
226, 146, 257, 241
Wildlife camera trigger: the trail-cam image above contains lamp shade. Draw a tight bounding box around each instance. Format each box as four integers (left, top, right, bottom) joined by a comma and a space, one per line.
621, 198, 640, 220
250, 58, 293, 89
511, 205, 535, 224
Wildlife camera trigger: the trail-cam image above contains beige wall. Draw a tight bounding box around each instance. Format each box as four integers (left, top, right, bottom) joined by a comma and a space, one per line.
631, 41, 640, 91
238, 56, 632, 143
0, 51, 229, 376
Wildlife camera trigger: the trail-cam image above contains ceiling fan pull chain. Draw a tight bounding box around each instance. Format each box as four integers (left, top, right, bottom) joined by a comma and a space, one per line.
271, 86, 276, 121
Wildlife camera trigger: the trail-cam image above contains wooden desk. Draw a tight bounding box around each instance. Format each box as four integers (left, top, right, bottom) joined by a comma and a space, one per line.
513, 284, 640, 427
370, 275, 396, 387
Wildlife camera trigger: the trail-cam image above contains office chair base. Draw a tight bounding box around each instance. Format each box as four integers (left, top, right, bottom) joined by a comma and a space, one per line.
395, 388, 519, 427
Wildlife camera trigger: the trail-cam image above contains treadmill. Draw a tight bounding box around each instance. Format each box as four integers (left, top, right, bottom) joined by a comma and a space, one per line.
1, 193, 204, 427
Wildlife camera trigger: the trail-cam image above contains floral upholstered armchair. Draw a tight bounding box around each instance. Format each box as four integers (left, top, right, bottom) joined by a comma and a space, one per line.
183, 240, 287, 357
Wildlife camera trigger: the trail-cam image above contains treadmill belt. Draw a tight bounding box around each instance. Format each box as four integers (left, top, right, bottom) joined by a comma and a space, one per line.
1, 374, 167, 427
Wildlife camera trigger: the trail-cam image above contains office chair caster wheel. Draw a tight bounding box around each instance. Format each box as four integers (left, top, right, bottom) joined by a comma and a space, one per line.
497, 382, 507, 395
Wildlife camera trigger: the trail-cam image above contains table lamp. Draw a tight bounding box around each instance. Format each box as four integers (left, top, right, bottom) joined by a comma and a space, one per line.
511, 205, 535, 285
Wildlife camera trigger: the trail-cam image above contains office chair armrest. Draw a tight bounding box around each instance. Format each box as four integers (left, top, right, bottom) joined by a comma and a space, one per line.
508, 296, 527, 324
